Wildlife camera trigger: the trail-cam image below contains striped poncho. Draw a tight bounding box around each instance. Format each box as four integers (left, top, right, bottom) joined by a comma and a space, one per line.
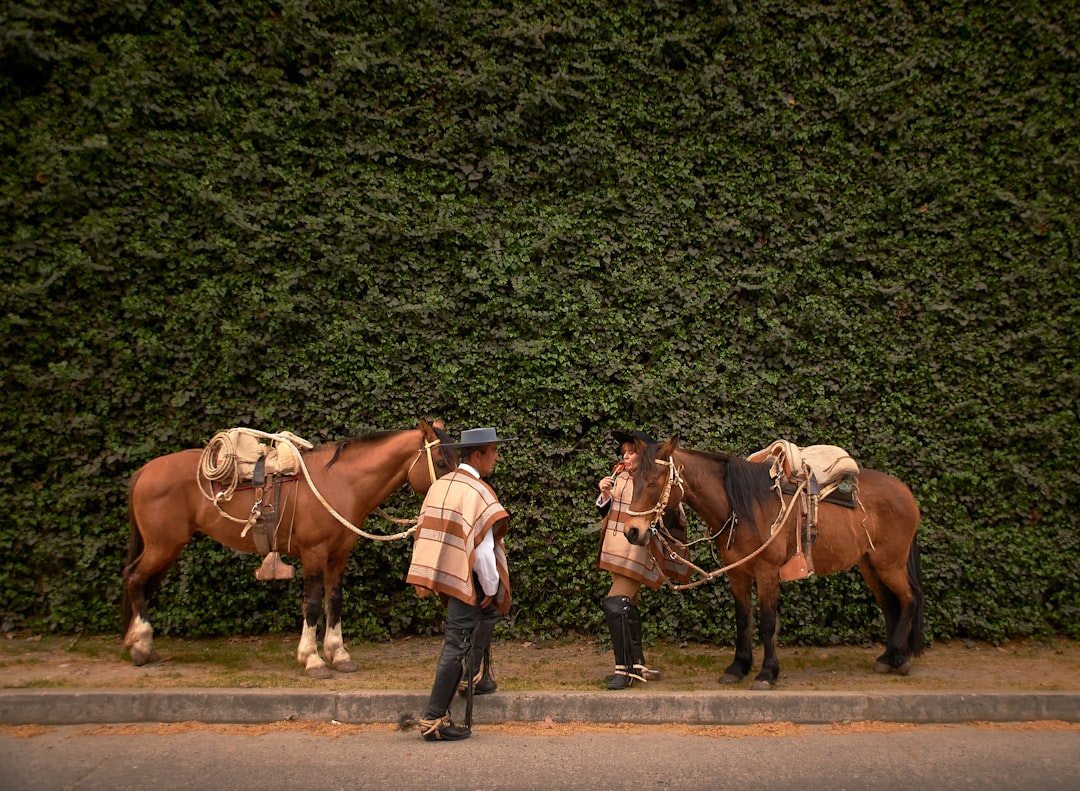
597, 471, 690, 589
406, 470, 512, 614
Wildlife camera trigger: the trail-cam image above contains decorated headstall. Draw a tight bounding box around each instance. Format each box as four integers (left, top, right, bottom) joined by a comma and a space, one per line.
627, 457, 684, 535
409, 436, 445, 487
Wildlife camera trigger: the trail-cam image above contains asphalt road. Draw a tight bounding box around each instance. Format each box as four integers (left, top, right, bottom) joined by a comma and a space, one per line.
4, 723, 1079, 791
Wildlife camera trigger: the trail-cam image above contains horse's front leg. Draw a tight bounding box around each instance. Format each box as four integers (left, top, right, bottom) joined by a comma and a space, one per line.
322, 564, 357, 673
297, 572, 332, 679
721, 571, 755, 684
750, 572, 781, 690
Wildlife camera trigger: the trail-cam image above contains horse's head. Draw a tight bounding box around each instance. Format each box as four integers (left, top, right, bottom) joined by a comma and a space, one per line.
407, 418, 458, 494
624, 438, 684, 546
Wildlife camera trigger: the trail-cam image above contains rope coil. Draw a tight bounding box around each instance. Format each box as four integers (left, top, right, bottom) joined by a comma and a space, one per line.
200, 431, 243, 501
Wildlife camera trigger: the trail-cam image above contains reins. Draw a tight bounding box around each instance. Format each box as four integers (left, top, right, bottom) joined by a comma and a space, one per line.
292, 443, 425, 541
199, 433, 444, 541
629, 456, 809, 590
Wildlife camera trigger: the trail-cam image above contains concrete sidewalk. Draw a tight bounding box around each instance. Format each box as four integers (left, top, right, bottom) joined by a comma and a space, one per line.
2, 688, 1077, 726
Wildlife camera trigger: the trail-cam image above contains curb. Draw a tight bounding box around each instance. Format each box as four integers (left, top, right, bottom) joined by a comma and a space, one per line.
2, 689, 1078, 726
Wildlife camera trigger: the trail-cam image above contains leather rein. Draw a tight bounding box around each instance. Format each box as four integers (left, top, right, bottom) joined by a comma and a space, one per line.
625, 456, 806, 590
206, 437, 445, 541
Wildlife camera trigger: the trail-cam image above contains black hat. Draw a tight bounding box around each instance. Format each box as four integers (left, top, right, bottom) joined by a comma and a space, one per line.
611, 429, 657, 447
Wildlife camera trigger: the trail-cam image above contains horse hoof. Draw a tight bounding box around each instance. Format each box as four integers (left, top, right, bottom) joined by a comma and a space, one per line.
873, 661, 892, 674
750, 679, 774, 691
306, 665, 333, 680
129, 648, 159, 666
332, 659, 358, 674
720, 673, 744, 685
892, 659, 912, 676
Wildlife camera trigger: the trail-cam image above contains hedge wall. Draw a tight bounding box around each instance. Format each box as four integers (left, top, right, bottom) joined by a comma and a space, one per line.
2, 0, 1077, 648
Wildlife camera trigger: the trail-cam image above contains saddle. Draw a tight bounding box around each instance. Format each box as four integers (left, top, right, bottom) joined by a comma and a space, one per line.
748, 440, 861, 581
224, 428, 308, 480
201, 428, 313, 555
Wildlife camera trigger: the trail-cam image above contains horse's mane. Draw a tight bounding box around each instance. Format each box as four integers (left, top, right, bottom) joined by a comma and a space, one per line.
326, 430, 402, 468
643, 444, 774, 522
715, 451, 775, 520
430, 425, 459, 469
431, 424, 453, 446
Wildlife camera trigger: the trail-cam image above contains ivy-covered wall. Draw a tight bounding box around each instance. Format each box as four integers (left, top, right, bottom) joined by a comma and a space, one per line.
3, 0, 1077, 647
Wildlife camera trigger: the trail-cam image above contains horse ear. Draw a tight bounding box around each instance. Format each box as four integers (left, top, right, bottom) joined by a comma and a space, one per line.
660, 438, 679, 458
418, 418, 446, 434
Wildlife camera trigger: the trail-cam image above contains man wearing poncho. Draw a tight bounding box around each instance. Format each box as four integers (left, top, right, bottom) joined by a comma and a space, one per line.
406, 427, 513, 742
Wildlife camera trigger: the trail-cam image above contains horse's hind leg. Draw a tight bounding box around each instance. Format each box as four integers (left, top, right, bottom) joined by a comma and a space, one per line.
122, 550, 180, 666
858, 557, 914, 675
122, 583, 156, 667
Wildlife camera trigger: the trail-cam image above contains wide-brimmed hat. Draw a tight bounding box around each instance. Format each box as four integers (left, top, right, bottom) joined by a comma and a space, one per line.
611, 429, 657, 447
445, 427, 517, 448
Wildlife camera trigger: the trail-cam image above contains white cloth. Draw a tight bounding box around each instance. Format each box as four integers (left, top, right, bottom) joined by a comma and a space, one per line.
461, 463, 500, 597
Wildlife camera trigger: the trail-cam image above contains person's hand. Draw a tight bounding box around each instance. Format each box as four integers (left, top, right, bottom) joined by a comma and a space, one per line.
599, 475, 615, 495
481, 594, 495, 608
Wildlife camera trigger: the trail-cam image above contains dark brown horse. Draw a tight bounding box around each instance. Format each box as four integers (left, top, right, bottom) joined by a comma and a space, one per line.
122, 419, 457, 677
623, 439, 924, 689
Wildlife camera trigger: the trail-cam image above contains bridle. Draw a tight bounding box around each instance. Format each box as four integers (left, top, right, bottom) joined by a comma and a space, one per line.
626, 457, 684, 532
365, 436, 451, 536
408, 437, 445, 487
624, 452, 809, 590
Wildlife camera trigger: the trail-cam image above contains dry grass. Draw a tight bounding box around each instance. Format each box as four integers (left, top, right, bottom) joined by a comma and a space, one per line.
2, 632, 1079, 692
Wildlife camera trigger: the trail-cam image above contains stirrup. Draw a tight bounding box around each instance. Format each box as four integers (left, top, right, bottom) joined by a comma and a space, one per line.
255, 552, 295, 581
779, 552, 811, 581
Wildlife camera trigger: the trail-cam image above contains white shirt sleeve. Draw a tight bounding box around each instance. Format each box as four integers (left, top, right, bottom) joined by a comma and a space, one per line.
460, 462, 501, 597
473, 528, 500, 597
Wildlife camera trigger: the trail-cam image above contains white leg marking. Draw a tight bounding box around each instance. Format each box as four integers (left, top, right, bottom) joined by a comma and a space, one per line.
125, 616, 154, 665
324, 623, 351, 666
297, 621, 321, 669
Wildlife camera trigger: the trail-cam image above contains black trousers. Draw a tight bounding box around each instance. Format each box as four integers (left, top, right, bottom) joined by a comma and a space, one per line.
423, 588, 501, 720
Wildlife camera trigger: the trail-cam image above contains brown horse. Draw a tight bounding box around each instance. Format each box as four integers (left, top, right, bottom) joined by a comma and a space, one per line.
623, 439, 924, 689
122, 419, 457, 677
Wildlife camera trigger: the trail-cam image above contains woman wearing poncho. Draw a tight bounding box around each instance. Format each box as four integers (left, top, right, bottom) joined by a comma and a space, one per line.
596, 429, 689, 689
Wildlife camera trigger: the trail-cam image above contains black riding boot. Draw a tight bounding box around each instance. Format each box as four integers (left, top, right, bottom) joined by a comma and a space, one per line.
603, 595, 634, 690
476, 645, 496, 694
419, 628, 472, 741
627, 601, 660, 681
459, 609, 499, 697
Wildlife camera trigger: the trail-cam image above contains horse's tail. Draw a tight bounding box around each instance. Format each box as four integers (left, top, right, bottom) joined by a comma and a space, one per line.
907, 534, 925, 656
120, 468, 145, 636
